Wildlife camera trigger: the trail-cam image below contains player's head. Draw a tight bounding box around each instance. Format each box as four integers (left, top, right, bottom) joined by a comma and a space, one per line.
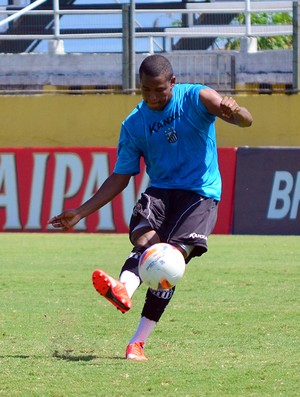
139, 55, 176, 111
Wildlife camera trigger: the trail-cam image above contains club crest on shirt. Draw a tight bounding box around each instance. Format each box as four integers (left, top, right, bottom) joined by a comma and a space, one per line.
165, 128, 178, 143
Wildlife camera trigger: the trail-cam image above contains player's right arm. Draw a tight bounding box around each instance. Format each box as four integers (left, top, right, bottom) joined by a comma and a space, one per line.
200, 88, 253, 127
48, 172, 131, 231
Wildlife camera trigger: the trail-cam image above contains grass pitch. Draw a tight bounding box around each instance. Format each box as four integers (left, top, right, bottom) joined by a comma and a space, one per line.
0, 233, 299, 397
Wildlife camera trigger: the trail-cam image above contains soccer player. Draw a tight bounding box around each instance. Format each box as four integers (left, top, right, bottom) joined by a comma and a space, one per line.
48, 55, 253, 361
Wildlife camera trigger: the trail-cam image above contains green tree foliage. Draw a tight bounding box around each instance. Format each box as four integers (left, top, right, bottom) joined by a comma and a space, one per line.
225, 12, 293, 50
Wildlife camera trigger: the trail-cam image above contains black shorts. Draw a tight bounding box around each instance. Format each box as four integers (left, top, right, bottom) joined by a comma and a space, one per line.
129, 187, 219, 259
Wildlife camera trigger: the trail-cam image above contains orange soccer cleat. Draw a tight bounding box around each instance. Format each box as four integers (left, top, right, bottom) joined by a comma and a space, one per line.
92, 269, 132, 313
126, 342, 148, 361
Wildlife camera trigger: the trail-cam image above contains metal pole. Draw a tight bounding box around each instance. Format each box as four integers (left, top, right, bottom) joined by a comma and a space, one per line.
48, 0, 64, 54
53, 0, 60, 39
149, 36, 154, 55
245, 0, 251, 37
122, 4, 130, 91
129, 0, 136, 92
230, 55, 236, 94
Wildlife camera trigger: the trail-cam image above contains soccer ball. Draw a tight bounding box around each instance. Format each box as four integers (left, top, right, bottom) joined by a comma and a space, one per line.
138, 243, 186, 290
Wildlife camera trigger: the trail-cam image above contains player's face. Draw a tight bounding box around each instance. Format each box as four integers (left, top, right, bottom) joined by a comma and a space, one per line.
140, 74, 176, 111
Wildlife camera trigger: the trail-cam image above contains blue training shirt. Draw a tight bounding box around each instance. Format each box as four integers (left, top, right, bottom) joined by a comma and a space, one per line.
114, 84, 222, 201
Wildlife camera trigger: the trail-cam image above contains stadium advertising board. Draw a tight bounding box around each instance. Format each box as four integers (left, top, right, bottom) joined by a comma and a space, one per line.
233, 147, 300, 235
214, 147, 237, 234
0, 147, 236, 234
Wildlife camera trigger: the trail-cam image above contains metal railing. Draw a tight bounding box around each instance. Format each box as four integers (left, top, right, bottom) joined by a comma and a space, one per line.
0, 1, 294, 47
0, 1, 297, 93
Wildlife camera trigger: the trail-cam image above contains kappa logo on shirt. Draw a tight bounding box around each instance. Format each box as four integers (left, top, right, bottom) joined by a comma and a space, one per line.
148, 110, 183, 135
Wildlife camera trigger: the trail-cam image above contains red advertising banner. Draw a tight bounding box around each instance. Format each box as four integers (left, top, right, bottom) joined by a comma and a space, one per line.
0, 147, 236, 234
215, 147, 237, 234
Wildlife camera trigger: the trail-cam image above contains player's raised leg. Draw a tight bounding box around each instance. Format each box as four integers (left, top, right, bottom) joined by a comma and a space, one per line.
92, 269, 132, 313
91, 247, 144, 313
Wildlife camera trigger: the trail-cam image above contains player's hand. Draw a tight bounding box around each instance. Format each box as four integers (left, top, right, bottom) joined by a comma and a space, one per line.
48, 209, 82, 231
220, 96, 241, 119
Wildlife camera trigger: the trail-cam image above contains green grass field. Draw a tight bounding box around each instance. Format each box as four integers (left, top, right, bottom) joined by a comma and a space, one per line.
0, 233, 299, 397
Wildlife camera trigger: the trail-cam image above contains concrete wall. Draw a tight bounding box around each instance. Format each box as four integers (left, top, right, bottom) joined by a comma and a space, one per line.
0, 50, 293, 88
0, 93, 299, 148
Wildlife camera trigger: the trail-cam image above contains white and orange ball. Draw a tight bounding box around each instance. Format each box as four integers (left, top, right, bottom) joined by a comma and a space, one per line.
138, 243, 186, 290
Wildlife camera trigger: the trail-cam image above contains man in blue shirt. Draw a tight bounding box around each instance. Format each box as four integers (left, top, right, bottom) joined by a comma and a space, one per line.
49, 54, 253, 361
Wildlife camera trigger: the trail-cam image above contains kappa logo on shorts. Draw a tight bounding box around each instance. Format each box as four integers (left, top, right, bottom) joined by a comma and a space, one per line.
189, 233, 208, 240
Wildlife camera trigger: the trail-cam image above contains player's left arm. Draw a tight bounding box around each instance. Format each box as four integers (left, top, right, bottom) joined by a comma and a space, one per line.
200, 87, 253, 127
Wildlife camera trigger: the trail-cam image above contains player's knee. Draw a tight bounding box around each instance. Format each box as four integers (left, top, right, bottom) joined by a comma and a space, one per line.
131, 229, 160, 248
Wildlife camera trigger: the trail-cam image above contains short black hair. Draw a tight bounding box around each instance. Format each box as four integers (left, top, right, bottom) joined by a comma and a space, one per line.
139, 55, 174, 80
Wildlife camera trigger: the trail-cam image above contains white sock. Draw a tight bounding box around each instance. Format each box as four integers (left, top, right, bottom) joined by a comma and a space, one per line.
129, 316, 157, 345
119, 270, 141, 298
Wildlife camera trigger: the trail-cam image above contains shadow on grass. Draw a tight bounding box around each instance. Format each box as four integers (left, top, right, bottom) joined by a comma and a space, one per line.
52, 350, 125, 362
0, 355, 32, 359
52, 350, 97, 362
0, 353, 125, 362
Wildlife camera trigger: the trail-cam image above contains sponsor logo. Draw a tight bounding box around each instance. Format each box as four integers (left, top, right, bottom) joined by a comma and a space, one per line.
150, 288, 174, 299
148, 110, 182, 135
233, 147, 300, 234
0, 149, 149, 232
267, 170, 300, 219
189, 233, 208, 240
